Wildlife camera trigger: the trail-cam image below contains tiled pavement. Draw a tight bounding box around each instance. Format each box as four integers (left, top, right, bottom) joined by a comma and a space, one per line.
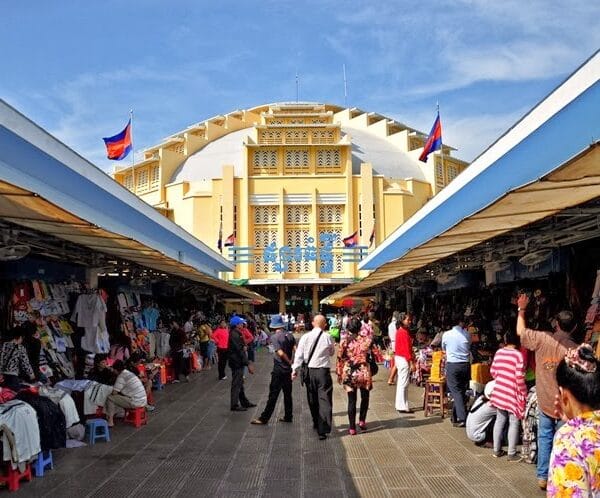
19, 349, 544, 497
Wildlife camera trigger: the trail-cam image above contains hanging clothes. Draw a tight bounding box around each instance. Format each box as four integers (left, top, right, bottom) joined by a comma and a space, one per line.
71, 293, 110, 353
15, 392, 66, 451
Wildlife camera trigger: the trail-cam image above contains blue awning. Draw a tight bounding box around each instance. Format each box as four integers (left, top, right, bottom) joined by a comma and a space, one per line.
326, 51, 600, 300
0, 99, 267, 302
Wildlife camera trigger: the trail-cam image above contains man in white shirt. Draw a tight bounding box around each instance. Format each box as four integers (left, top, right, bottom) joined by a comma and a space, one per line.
386, 311, 400, 385
105, 360, 147, 427
291, 315, 335, 440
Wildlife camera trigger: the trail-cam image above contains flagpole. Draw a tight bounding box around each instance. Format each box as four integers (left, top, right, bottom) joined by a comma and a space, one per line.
437, 102, 445, 173
343, 64, 347, 107
130, 109, 135, 193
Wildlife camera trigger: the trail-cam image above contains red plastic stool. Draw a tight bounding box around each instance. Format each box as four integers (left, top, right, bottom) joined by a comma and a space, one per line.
0, 463, 32, 491
124, 407, 147, 428
165, 365, 175, 383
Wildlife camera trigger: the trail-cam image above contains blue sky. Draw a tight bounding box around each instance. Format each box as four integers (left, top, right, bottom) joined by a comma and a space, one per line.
2, 1, 598, 171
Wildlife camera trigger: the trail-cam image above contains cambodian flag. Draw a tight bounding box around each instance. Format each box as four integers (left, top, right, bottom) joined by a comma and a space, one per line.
103, 120, 132, 160
343, 231, 359, 248
418, 113, 442, 162
224, 234, 236, 247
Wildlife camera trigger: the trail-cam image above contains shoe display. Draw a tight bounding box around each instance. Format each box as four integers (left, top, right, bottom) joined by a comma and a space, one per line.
348, 429, 357, 436
358, 421, 367, 430
230, 406, 247, 412
250, 419, 266, 425
493, 450, 507, 458
507, 454, 523, 462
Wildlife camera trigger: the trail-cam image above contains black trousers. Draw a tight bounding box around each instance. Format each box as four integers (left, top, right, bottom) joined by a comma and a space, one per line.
217, 348, 229, 379
446, 362, 471, 422
306, 367, 333, 436
347, 388, 370, 430
259, 368, 293, 422
172, 350, 190, 380
230, 367, 250, 409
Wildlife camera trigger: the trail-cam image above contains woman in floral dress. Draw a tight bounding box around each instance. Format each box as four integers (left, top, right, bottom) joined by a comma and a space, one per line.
547, 344, 600, 497
337, 317, 374, 435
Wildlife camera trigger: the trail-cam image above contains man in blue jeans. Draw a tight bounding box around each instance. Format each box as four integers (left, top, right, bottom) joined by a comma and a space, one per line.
442, 314, 471, 427
516, 293, 578, 491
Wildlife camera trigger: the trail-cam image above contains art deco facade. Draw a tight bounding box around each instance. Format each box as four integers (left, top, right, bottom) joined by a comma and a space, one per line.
113, 103, 468, 313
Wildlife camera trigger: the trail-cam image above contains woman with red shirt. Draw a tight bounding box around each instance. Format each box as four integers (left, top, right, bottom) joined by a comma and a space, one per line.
395, 313, 415, 413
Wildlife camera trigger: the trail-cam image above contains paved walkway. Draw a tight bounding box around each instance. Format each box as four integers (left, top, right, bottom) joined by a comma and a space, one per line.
20, 348, 543, 497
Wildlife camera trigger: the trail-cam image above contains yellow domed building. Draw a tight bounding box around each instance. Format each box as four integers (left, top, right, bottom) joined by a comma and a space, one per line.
113, 102, 468, 314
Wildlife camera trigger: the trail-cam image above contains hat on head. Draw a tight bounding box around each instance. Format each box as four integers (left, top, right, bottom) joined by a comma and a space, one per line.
230, 316, 245, 327
484, 380, 496, 399
269, 314, 286, 329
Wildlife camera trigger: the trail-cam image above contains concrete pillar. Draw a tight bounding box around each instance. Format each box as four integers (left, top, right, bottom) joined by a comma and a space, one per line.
279, 285, 286, 314
312, 285, 319, 315
86, 268, 99, 289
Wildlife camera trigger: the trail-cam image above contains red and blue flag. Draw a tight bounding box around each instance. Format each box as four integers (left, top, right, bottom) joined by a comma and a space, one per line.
224, 234, 236, 247
418, 113, 442, 162
343, 231, 359, 248
103, 120, 132, 160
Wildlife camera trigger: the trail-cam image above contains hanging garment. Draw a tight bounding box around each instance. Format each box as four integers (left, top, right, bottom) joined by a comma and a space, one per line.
0, 400, 41, 467
83, 382, 113, 415
15, 393, 66, 451
38, 386, 80, 428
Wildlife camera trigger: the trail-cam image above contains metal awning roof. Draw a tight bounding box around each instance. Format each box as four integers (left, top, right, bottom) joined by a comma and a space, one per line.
326, 51, 600, 301
0, 100, 267, 303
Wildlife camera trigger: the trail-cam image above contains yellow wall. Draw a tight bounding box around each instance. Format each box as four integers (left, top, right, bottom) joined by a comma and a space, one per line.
115, 103, 469, 297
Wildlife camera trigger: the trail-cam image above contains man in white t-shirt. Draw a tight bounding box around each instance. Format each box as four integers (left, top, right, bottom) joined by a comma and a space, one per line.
105, 360, 147, 427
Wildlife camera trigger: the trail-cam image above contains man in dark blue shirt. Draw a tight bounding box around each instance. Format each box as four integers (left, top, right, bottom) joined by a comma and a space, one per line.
251, 314, 296, 425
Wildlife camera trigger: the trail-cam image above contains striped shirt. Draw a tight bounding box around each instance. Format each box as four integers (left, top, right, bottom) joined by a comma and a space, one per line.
489, 347, 527, 419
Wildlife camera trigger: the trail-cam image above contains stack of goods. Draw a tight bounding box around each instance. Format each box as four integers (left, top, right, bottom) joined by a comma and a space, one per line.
429, 351, 445, 382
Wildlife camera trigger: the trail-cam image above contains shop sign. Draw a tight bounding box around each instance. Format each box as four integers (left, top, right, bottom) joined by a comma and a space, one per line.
227, 233, 367, 273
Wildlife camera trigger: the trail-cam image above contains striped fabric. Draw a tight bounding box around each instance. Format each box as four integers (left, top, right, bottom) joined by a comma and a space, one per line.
489, 347, 527, 419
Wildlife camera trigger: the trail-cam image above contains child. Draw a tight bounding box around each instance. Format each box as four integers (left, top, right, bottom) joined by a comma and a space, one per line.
547, 344, 600, 497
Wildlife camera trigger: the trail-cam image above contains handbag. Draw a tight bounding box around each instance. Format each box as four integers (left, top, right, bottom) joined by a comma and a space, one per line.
300, 330, 324, 386
368, 350, 379, 376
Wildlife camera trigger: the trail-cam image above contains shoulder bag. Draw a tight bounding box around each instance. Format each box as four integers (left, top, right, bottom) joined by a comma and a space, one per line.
300, 330, 324, 386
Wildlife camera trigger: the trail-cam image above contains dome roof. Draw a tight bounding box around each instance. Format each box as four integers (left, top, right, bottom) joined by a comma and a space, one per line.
169, 110, 428, 183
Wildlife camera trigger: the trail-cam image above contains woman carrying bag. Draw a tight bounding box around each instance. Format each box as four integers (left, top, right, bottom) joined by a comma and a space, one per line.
336, 317, 375, 435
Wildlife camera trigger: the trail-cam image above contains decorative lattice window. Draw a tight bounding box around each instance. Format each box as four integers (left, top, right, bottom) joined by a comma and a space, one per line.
312, 119, 326, 124
285, 229, 311, 273
435, 163, 444, 188
288, 119, 305, 125
254, 229, 278, 274
313, 130, 335, 144
260, 130, 282, 144
285, 129, 308, 144
268, 119, 283, 125
284, 149, 309, 174
447, 165, 458, 183
150, 165, 160, 189
136, 169, 149, 192
318, 229, 343, 274
252, 150, 278, 175
316, 149, 341, 173
123, 174, 133, 190
318, 205, 343, 224
254, 206, 279, 225
286, 205, 310, 224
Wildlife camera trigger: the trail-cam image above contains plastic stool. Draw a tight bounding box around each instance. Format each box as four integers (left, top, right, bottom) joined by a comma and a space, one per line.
33, 451, 53, 477
0, 463, 32, 491
86, 418, 111, 444
124, 407, 147, 428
